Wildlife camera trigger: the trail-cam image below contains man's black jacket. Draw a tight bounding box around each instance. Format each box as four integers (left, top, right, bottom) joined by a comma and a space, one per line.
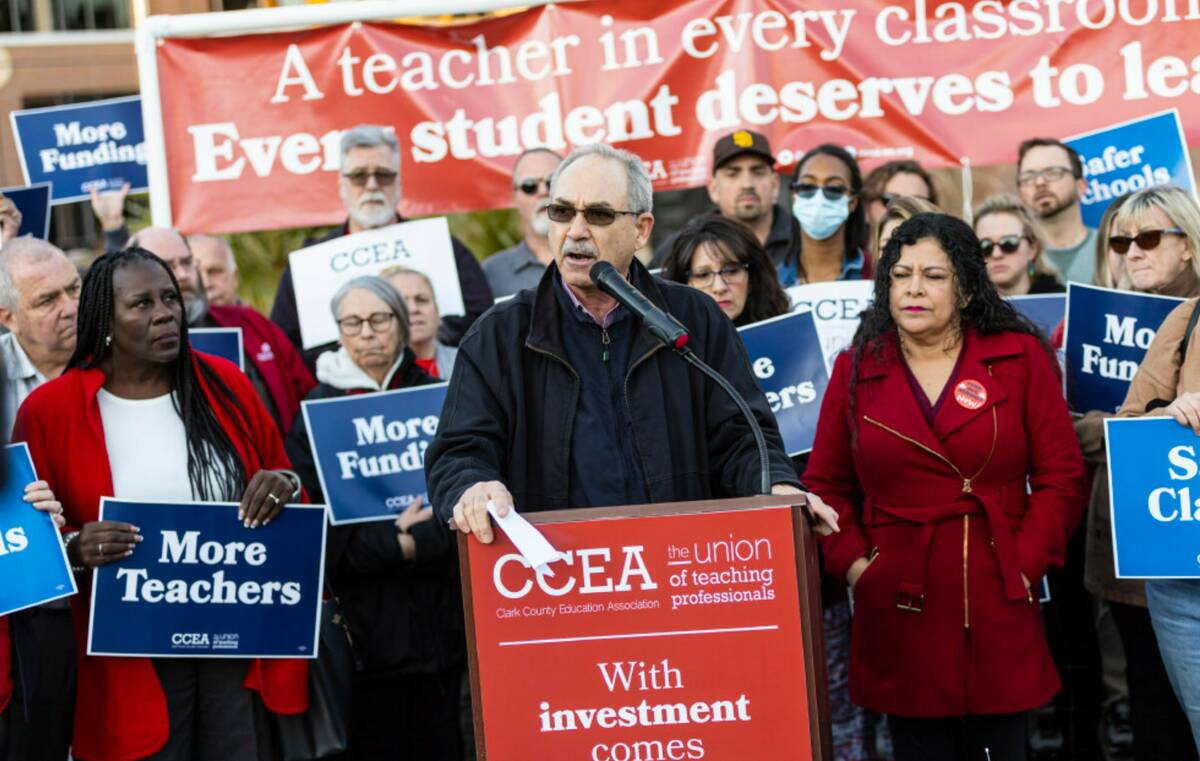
426, 260, 798, 520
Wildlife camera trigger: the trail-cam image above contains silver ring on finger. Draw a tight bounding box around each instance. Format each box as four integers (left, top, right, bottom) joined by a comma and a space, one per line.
98, 542, 104, 556
266, 493, 281, 505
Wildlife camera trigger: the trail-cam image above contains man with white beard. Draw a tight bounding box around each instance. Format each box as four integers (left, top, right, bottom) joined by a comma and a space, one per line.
269, 124, 493, 370
482, 148, 562, 298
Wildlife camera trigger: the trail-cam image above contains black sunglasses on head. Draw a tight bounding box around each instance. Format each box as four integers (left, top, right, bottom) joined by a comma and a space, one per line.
979, 235, 1025, 257
790, 182, 852, 201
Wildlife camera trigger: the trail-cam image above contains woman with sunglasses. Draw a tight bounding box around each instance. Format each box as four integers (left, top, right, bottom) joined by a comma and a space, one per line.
660, 215, 789, 326
284, 276, 466, 761
785, 144, 873, 286
1080, 186, 1200, 756
972, 194, 1062, 297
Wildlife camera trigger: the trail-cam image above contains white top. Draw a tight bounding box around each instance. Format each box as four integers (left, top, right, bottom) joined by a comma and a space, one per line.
97, 389, 195, 502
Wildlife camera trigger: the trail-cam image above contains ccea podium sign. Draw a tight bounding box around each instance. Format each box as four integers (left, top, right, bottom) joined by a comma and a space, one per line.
461, 498, 829, 761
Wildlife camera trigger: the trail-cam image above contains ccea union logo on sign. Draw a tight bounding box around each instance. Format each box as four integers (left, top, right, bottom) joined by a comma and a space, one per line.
171, 632, 210, 648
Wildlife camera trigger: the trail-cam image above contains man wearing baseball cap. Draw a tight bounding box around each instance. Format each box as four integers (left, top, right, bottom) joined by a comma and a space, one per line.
653, 128, 801, 272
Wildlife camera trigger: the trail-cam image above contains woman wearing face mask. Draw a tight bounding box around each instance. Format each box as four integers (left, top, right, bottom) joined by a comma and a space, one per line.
381, 265, 458, 380
972, 194, 1062, 297
1074, 186, 1200, 759
804, 213, 1084, 760
660, 215, 789, 326
785, 144, 872, 287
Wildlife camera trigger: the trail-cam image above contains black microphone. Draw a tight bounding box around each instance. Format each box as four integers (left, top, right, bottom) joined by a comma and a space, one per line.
589, 261, 690, 350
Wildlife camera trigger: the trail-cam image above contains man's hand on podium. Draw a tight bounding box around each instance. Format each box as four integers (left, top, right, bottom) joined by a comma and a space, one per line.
450, 480, 514, 544
771, 483, 839, 536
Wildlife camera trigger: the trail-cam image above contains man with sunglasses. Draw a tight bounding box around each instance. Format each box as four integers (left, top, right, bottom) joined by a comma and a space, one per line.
428, 143, 839, 546
483, 147, 563, 298
651, 129, 800, 275
269, 124, 494, 371
1016, 138, 1097, 285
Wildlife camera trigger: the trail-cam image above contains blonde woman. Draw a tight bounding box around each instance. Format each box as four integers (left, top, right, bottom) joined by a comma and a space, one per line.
973, 194, 1061, 296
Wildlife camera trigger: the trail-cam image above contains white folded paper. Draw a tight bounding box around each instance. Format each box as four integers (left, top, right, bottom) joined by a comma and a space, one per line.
487, 500, 564, 576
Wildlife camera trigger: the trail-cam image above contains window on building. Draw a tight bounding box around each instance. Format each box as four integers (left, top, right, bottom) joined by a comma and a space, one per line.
0, 0, 34, 32
55, 0, 129, 30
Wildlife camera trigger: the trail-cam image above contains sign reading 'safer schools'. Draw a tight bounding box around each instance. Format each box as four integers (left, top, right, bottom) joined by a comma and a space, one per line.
465, 504, 820, 760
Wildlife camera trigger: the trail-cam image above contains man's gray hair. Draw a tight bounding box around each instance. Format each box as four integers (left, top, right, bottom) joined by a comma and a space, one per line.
187, 234, 237, 273
330, 275, 410, 344
550, 144, 653, 214
340, 125, 400, 172
0, 236, 66, 311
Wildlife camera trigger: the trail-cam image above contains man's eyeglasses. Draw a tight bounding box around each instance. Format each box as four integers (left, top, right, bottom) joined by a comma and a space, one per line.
546, 203, 639, 227
687, 262, 749, 288
1109, 228, 1187, 255
790, 182, 852, 201
342, 169, 398, 187
515, 175, 552, 196
979, 236, 1026, 257
337, 312, 396, 335
1017, 166, 1073, 186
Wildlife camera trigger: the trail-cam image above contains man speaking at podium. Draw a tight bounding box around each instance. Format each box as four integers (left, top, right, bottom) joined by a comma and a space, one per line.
426, 144, 838, 543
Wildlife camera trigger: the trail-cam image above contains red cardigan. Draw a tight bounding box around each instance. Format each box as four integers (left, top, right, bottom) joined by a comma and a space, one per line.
11, 355, 308, 761
805, 329, 1085, 717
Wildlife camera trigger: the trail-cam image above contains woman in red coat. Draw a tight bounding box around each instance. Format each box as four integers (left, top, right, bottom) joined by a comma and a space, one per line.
804, 213, 1085, 759
12, 247, 308, 761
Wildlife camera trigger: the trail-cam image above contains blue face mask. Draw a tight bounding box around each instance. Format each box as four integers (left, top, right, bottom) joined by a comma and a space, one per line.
792, 193, 850, 241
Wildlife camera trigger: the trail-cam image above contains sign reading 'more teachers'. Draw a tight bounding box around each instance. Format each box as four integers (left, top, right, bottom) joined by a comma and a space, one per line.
10, 96, 147, 204
289, 218, 463, 350
738, 311, 829, 455
301, 383, 447, 525
88, 499, 326, 658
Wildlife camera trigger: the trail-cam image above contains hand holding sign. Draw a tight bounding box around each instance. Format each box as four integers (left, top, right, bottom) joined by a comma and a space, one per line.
89, 182, 131, 232
74, 520, 142, 568
1165, 391, 1200, 434
24, 480, 64, 528
238, 469, 296, 529
0, 194, 23, 243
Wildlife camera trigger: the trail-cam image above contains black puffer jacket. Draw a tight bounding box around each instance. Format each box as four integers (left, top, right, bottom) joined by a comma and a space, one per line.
285, 347, 464, 677
426, 260, 798, 519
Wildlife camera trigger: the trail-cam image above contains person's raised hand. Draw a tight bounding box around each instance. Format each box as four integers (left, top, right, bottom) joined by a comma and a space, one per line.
89, 183, 130, 232
0, 194, 22, 244
449, 481, 513, 544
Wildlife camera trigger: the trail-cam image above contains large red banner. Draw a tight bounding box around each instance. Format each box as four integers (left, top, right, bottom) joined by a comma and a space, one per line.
463, 503, 822, 760
157, 0, 1200, 233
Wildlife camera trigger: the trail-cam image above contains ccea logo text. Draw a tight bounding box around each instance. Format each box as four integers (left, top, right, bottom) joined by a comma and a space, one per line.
116, 530, 302, 606
171, 632, 210, 648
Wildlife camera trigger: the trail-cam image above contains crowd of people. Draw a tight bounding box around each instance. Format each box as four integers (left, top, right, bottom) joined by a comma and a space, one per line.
0, 116, 1195, 761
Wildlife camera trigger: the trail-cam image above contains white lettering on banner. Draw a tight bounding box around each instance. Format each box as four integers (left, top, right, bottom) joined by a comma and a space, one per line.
1077, 141, 1173, 205
335, 442, 429, 479
1080, 313, 1157, 381
0, 526, 29, 555
38, 141, 146, 174
353, 414, 439, 445
189, 123, 342, 183
53, 120, 127, 146
680, 9, 856, 62
493, 545, 658, 600
111, 529, 302, 605
330, 239, 414, 272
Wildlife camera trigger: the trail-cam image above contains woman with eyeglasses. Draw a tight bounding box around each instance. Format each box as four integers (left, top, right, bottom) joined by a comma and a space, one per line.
284, 275, 466, 761
660, 215, 789, 326
972, 194, 1063, 297
1075, 186, 1200, 757
784, 144, 873, 286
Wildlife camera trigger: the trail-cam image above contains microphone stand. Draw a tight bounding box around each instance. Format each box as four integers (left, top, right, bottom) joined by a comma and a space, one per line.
675, 345, 772, 496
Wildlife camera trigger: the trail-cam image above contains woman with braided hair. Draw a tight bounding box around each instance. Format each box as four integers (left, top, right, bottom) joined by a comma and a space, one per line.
12, 247, 308, 761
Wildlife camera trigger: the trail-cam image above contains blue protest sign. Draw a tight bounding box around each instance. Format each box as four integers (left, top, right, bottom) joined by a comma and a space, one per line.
191, 328, 244, 371
10, 95, 146, 204
1009, 294, 1066, 339
0, 444, 75, 616
88, 499, 325, 658
738, 311, 830, 456
1062, 283, 1183, 413
301, 383, 447, 525
1067, 109, 1197, 229
0, 183, 51, 240
1105, 417, 1200, 578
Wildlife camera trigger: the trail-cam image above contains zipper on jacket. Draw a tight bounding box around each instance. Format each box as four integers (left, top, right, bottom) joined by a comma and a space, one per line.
601, 327, 611, 363
624, 343, 663, 496
962, 515, 970, 629
525, 343, 582, 500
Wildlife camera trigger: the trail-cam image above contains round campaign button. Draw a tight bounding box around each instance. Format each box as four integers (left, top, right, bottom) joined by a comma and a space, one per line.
954, 379, 988, 410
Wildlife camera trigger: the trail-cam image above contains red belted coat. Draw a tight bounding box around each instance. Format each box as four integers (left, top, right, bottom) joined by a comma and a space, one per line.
805, 328, 1085, 717
11, 355, 308, 761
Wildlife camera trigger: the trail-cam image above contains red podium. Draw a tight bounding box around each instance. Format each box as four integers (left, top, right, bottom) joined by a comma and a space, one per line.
459, 495, 831, 760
